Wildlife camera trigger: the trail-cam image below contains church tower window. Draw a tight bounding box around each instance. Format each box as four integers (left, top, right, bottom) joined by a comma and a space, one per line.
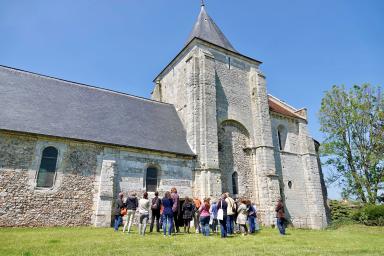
277, 125, 287, 151
278, 130, 283, 150
145, 167, 158, 192
36, 146, 58, 188
232, 172, 238, 195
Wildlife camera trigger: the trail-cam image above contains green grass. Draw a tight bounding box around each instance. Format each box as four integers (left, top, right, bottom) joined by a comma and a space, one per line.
0, 225, 383, 256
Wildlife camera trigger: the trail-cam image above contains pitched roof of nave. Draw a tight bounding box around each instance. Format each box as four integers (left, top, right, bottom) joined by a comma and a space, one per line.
185, 3, 237, 52
268, 95, 307, 121
0, 65, 195, 156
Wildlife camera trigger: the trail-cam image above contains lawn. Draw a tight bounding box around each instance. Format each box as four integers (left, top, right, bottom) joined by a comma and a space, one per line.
0, 225, 383, 256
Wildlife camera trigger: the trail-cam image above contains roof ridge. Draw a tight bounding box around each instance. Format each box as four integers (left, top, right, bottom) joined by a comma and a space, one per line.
268, 94, 298, 111
0, 64, 171, 106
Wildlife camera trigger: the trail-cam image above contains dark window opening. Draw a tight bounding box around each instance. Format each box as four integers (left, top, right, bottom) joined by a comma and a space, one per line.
232, 172, 238, 195
146, 167, 158, 192
288, 180, 292, 189
278, 130, 283, 150
36, 146, 58, 188
218, 143, 223, 152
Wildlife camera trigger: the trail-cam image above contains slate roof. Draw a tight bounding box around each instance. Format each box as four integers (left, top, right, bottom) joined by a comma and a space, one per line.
185, 4, 237, 52
0, 65, 195, 156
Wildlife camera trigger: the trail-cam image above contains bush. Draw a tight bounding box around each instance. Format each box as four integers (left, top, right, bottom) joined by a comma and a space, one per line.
329, 200, 355, 221
352, 204, 384, 226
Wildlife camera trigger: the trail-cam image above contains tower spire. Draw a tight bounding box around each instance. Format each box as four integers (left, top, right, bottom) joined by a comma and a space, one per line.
185, 2, 237, 52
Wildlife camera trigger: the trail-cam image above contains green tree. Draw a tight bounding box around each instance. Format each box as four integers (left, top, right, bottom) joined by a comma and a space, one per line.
319, 84, 384, 204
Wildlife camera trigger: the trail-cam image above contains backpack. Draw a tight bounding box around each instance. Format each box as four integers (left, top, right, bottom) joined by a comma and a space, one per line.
151, 197, 159, 210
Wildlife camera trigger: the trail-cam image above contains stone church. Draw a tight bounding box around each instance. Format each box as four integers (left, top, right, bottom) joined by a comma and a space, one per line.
0, 4, 329, 228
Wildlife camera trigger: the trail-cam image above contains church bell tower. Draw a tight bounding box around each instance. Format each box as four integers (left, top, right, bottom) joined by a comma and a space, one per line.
151, 3, 281, 226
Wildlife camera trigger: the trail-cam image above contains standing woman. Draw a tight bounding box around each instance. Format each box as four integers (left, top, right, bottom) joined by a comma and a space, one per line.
199, 198, 211, 236
237, 199, 249, 236
217, 193, 228, 238
170, 187, 180, 233
123, 192, 138, 233
150, 191, 161, 233
162, 191, 174, 236
248, 201, 257, 234
138, 192, 150, 236
113, 192, 124, 231
225, 192, 236, 235
192, 197, 202, 233
209, 200, 218, 234
275, 198, 286, 235
182, 196, 194, 233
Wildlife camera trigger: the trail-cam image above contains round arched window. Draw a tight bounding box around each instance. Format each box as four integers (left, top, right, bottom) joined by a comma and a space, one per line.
36, 146, 58, 188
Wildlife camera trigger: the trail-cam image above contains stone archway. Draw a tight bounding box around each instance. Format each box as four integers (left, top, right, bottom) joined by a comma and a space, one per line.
218, 120, 253, 199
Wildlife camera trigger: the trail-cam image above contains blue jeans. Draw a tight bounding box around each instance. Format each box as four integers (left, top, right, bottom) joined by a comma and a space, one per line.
226, 215, 234, 234
248, 216, 256, 233
114, 215, 122, 231
200, 216, 210, 236
163, 214, 174, 236
277, 218, 285, 235
219, 216, 227, 237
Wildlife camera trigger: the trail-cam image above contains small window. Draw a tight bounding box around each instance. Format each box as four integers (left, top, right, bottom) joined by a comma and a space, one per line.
146, 167, 158, 192
288, 180, 292, 189
277, 125, 287, 151
277, 130, 283, 150
232, 172, 238, 195
36, 146, 58, 188
218, 143, 223, 152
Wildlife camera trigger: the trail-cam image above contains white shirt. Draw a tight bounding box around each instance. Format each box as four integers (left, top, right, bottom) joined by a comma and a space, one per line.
138, 198, 150, 214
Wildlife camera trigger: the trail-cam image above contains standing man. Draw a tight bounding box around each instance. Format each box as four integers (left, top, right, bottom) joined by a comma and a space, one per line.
225, 192, 236, 234
217, 193, 228, 238
275, 198, 286, 235
171, 187, 180, 233
150, 191, 161, 232
113, 192, 124, 231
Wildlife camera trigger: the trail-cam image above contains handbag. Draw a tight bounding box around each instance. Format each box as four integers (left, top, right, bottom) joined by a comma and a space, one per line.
217, 208, 224, 220
120, 207, 127, 216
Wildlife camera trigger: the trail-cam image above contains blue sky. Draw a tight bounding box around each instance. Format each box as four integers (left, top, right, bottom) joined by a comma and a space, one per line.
1, 0, 383, 199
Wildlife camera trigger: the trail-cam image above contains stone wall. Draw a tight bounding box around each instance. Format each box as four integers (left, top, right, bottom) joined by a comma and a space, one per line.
116, 150, 194, 198
0, 131, 195, 227
270, 113, 329, 228
218, 120, 254, 199
152, 40, 328, 228
0, 131, 101, 227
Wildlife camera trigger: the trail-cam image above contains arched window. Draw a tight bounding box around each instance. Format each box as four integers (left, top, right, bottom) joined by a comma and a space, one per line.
36, 146, 58, 188
277, 125, 287, 151
277, 129, 283, 150
146, 167, 158, 192
232, 172, 238, 195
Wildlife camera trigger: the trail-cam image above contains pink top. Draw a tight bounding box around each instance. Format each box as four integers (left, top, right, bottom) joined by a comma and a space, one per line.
199, 204, 210, 217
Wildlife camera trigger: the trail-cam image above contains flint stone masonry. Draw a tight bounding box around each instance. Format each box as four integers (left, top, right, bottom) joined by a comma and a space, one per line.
0, 131, 195, 227
0, 132, 101, 226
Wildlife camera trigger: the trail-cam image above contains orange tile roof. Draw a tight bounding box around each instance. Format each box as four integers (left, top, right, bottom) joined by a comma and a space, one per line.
268, 96, 306, 120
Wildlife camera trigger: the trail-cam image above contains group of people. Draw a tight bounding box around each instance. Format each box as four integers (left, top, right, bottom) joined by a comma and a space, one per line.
114, 187, 286, 237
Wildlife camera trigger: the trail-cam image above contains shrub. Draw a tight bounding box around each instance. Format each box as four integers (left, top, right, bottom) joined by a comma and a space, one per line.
352, 204, 384, 226
329, 200, 355, 221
